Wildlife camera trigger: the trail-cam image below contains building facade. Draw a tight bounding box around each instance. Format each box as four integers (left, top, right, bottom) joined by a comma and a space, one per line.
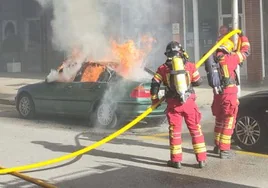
0, 0, 45, 72
0, 0, 267, 84
184, 0, 268, 84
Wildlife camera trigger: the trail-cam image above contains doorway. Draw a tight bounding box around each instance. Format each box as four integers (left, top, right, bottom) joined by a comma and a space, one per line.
218, 0, 246, 77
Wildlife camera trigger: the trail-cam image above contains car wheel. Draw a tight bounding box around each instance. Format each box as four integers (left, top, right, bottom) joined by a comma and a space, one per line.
234, 114, 267, 152
90, 103, 118, 129
18, 93, 35, 119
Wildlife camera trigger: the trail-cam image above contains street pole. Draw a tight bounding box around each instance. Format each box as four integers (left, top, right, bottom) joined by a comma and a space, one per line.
193, 0, 200, 62
232, 0, 240, 97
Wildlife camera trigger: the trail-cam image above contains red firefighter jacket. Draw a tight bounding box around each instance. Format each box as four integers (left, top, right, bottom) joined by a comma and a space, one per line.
216, 36, 250, 94
151, 61, 201, 102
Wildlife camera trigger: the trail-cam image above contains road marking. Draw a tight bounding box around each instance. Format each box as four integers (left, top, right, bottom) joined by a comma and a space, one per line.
140, 135, 268, 158
236, 150, 268, 158
141, 135, 169, 142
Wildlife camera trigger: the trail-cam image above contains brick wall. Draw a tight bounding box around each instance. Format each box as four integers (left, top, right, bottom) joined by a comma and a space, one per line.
245, 0, 263, 83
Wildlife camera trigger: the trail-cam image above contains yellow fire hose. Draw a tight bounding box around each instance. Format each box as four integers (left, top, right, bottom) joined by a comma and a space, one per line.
0, 29, 241, 175
196, 29, 241, 68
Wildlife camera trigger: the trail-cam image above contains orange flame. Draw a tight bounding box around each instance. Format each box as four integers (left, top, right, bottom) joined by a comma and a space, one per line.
54, 35, 156, 82
111, 35, 156, 77
81, 63, 105, 82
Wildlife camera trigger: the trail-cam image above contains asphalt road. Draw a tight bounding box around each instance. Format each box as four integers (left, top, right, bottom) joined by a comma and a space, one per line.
0, 104, 267, 188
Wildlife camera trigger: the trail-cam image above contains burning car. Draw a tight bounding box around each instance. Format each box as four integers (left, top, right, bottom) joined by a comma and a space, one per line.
15, 61, 167, 129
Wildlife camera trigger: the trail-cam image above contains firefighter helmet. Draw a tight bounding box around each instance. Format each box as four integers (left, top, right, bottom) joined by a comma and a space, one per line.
164, 41, 183, 58
218, 39, 234, 53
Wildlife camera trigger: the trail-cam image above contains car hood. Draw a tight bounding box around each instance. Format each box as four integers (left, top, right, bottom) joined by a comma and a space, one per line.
239, 90, 268, 100
18, 81, 45, 92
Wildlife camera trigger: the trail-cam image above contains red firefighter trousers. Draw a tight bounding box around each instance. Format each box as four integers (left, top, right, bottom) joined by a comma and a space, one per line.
212, 93, 239, 151
166, 96, 207, 162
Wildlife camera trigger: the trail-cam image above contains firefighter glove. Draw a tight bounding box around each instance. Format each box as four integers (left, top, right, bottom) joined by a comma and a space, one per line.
151, 98, 161, 108
238, 31, 244, 37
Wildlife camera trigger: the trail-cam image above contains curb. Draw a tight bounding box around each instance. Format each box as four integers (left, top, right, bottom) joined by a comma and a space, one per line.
0, 99, 15, 106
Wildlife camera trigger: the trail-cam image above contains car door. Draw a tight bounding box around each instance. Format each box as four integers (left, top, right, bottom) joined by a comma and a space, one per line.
73, 81, 108, 116
50, 81, 107, 116
33, 82, 68, 113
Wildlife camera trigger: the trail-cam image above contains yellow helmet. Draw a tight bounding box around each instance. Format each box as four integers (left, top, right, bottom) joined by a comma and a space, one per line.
218, 39, 234, 53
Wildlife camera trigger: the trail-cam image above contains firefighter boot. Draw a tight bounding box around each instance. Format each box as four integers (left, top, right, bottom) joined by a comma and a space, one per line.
220, 150, 235, 159
213, 146, 220, 154
198, 161, 207, 168
167, 160, 182, 169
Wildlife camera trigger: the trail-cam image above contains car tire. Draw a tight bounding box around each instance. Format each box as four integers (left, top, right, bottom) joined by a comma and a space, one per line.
234, 113, 267, 152
17, 93, 35, 119
90, 102, 118, 129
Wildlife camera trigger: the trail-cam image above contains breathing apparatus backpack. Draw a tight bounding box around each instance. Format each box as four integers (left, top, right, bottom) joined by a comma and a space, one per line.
204, 54, 223, 94
170, 56, 191, 103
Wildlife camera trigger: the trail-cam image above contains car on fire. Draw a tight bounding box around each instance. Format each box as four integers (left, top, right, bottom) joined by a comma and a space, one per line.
15, 62, 167, 129
233, 90, 268, 152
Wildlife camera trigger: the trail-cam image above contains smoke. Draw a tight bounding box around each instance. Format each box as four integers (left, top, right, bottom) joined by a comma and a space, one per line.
120, 0, 172, 69
36, 0, 108, 62
35, 0, 173, 128
35, 0, 171, 75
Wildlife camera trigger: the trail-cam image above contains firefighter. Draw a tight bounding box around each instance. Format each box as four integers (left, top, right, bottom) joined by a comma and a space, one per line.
150, 41, 207, 169
211, 33, 250, 158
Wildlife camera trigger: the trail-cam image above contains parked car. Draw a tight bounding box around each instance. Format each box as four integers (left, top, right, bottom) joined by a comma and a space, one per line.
15, 62, 167, 129
233, 90, 268, 152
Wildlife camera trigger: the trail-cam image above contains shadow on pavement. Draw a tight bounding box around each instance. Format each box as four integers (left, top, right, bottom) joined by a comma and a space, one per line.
55, 164, 258, 188
1, 164, 258, 188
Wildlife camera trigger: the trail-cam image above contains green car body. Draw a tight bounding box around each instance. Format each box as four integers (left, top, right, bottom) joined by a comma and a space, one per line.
15, 68, 167, 128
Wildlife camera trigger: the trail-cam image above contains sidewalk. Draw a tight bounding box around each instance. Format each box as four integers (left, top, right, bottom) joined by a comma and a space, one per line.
0, 72, 46, 105
0, 72, 267, 106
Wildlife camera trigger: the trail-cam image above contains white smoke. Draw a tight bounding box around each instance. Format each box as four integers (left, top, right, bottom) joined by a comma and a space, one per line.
35, 0, 172, 127
36, 0, 108, 61
35, 0, 171, 79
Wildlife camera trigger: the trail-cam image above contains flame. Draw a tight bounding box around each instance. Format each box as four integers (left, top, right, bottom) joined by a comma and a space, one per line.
50, 34, 155, 83
111, 35, 156, 77
81, 62, 105, 82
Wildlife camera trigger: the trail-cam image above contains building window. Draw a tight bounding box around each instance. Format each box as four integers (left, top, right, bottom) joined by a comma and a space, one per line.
22, 0, 41, 18
2, 20, 17, 40
1, 20, 23, 53
185, 0, 195, 60
221, 0, 243, 14
25, 19, 41, 51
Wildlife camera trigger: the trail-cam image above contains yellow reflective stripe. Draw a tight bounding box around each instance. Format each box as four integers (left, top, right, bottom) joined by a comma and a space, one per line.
193, 71, 199, 78
171, 149, 182, 155
154, 73, 162, 81
193, 143, 206, 149
236, 52, 244, 62
194, 148, 207, 153
242, 42, 250, 47
170, 145, 182, 155
222, 64, 229, 78
227, 117, 234, 129
169, 132, 181, 139
220, 138, 232, 144
151, 95, 158, 100
171, 145, 182, 149
215, 133, 221, 141
226, 84, 235, 88
221, 135, 232, 139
